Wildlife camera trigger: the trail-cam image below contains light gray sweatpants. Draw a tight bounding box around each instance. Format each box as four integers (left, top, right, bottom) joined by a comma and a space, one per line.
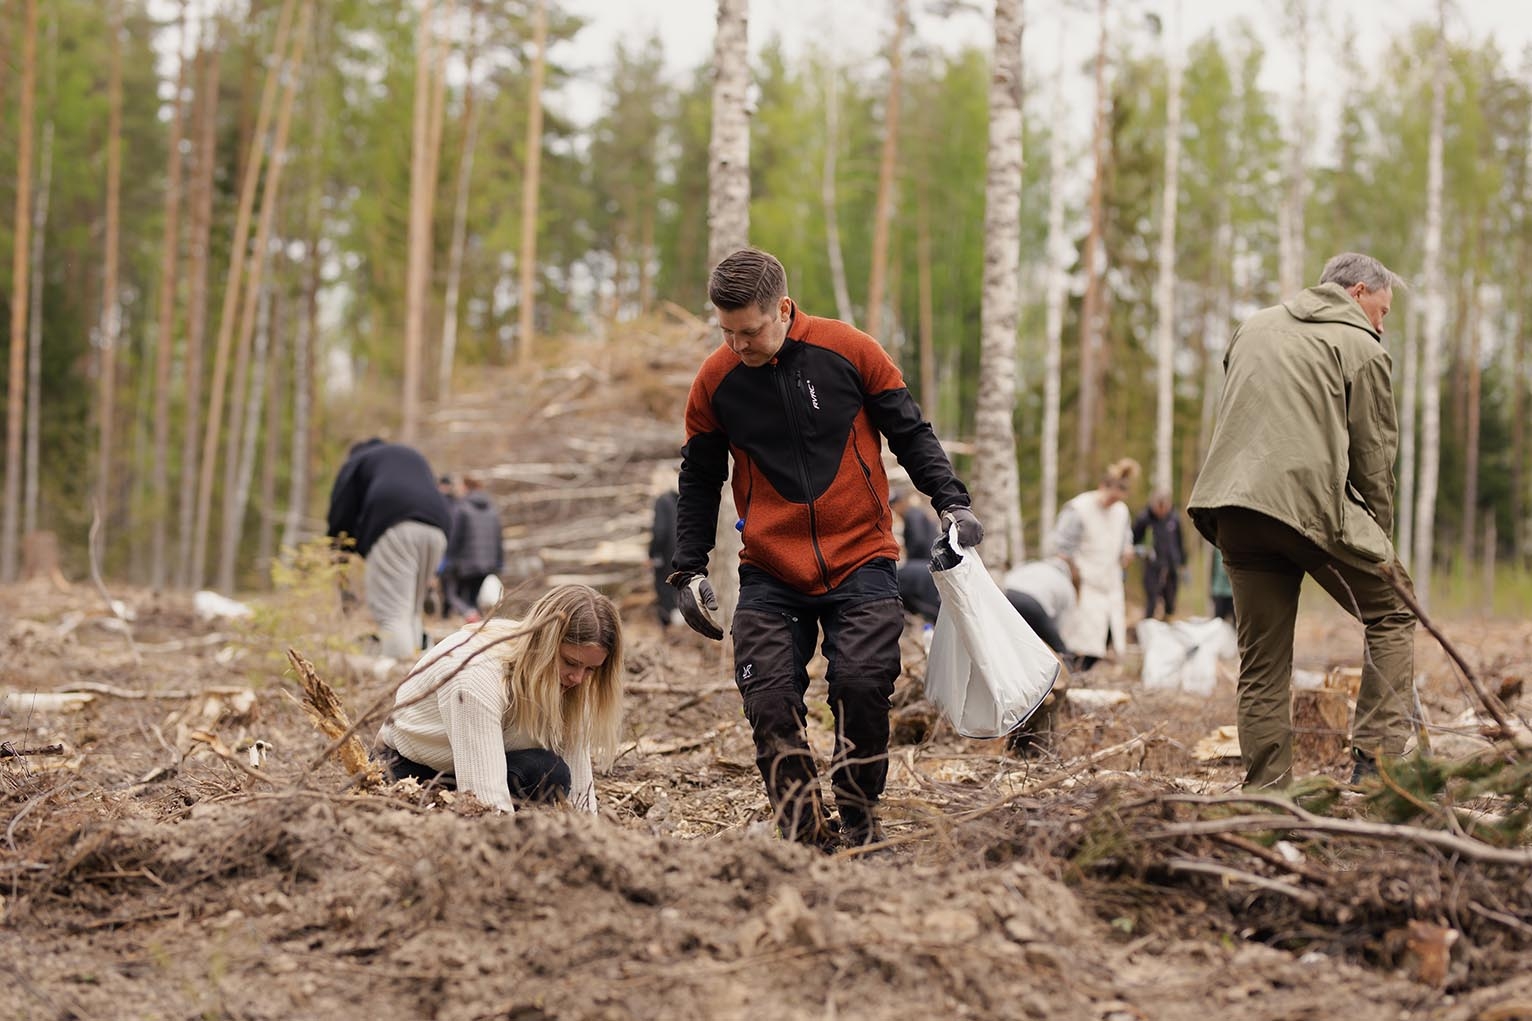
365, 520, 448, 659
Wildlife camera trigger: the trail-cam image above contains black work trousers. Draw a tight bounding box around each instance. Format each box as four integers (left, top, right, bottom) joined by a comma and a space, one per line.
731, 559, 904, 841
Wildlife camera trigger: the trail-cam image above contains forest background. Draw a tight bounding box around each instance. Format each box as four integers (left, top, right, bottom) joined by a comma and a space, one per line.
0, 0, 1527, 612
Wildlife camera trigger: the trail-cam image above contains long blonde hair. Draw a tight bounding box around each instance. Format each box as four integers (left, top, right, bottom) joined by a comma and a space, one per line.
489, 585, 625, 766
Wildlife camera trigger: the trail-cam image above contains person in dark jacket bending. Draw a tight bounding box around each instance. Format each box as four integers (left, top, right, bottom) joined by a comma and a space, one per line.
327, 439, 452, 658
444, 474, 504, 619
667, 248, 983, 850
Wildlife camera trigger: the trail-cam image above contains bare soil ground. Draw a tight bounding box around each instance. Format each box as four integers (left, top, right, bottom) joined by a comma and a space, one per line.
4, 321, 1531, 1020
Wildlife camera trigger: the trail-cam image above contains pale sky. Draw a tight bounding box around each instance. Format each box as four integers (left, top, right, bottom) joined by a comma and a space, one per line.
555, 0, 1532, 150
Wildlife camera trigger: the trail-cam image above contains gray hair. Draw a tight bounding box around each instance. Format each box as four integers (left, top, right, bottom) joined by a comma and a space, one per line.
1318, 252, 1407, 293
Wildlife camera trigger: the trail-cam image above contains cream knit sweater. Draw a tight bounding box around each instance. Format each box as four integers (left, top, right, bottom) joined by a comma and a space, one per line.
378, 622, 596, 814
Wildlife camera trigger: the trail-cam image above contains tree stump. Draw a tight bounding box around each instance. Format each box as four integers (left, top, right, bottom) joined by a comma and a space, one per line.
1292, 667, 1357, 767
21, 530, 69, 590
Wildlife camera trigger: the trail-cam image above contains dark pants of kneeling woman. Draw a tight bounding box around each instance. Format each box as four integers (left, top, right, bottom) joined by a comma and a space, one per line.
382, 746, 572, 804
731, 559, 904, 844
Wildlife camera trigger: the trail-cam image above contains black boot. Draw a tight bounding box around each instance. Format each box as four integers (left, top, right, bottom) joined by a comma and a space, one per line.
1348, 747, 1379, 785
837, 804, 885, 848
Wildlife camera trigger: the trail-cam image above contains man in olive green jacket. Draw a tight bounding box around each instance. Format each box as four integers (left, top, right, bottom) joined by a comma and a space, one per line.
1188, 252, 1416, 790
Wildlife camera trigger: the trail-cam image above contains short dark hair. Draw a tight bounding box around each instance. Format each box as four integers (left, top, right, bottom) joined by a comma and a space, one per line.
708, 248, 787, 312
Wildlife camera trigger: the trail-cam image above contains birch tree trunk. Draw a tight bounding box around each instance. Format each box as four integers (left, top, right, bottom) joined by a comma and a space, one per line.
1412, 6, 1448, 604
707, 0, 751, 268
24, 119, 52, 540
1075, 0, 1109, 489
217, 0, 311, 593
402, 0, 438, 440
282, 209, 322, 553
1462, 267, 1483, 565
178, 40, 221, 587
1039, 22, 1070, 546
94, 0, 125, 566
707, 0, 751, 643
1277, 0, 1310, 296
516, 0, 547, 366
194, 0, 295, 588
150, 1, 192, 590
232, 283, 272, 587
864, 0, 906, 345
3, 0, 38, 582
438, 2, 481, 401
1152, 1, 1182, 498
972, 0, 1025, 571
822, 63, 854, 325
257, 285, 286, 574
1396, 300, 1420, 560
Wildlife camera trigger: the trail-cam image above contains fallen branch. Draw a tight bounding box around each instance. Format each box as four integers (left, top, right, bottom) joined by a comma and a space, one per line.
0, 743, 64, 759
1163, 856, 1321, 909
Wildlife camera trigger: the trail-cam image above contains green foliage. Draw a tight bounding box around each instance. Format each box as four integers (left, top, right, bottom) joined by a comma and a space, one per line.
1363, 752, 1532, 848
245, 537, 360, 669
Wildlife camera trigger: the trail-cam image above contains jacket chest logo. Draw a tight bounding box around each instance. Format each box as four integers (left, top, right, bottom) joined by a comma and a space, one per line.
805, 379, 821, 410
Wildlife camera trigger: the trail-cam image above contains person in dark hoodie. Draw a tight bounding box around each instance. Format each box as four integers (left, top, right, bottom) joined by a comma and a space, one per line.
444, 474, 505, 619
1188, 252, 1416, 790
327, 439, 453, 658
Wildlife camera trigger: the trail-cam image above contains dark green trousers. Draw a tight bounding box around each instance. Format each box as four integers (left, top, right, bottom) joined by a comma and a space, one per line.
1212, 507, 1416, 790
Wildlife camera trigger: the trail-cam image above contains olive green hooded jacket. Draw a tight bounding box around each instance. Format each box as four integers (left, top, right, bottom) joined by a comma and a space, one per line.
1187, 282, 1399, 566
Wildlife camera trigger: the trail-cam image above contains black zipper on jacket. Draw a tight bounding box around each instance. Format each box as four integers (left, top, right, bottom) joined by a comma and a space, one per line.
781, 363, 831, 589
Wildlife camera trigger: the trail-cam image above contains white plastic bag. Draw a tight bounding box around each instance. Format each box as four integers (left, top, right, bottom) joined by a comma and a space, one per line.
924, 529, 1061, 739
1136, 617, 1236, 697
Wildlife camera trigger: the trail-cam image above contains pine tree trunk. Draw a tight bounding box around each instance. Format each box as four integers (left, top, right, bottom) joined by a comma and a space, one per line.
972, 0, 1024, 571
516, 0, 548, 365
822, 63, 854, 325
94, 0, 125, 568
217, 0, 311, 593
706, 0, 751, 268
916, 189, 936, 421
2, 0, 38, 582
178, 39, 221, 588
150, 1, 192, 591
1039, 25, 1070, 546
1412, 4, 1447, 605
438, 3, 481, 401
864, 0, 906, 344
1513, 279, 1527, 566
194, 0, 296, 589
1152, 2, 1182, 498
24, 117, 52, 540
1076, 0, 1109, 490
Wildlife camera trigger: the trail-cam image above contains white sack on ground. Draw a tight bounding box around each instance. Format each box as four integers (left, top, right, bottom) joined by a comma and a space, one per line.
925, 529, 1061, 739
1137, 617, 1237, 697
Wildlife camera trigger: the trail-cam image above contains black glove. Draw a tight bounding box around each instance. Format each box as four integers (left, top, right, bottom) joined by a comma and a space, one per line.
666, 571, 724, 641
940, 506, 984, 547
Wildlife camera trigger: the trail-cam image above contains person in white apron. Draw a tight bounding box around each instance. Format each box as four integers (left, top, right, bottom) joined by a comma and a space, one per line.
1051, 459, 1140, 669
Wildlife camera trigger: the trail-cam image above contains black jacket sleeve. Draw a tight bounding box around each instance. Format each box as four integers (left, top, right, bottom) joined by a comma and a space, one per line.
865, 389, 970, 513
672, 431, 730, 576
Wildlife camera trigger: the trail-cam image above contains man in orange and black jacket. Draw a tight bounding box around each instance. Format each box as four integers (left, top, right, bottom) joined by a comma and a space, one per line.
667, 248, 983, 851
